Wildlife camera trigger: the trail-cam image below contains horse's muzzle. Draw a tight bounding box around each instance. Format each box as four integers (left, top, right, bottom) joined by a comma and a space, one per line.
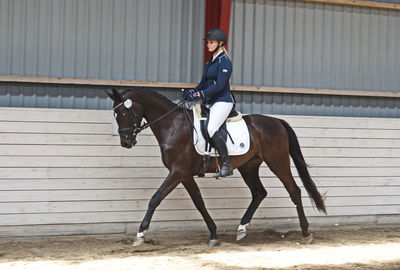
120, 136, 137, 148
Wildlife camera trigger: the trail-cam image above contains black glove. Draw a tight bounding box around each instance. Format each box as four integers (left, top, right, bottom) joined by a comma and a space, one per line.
186, 91, 203, 101
182, 89, 194, 100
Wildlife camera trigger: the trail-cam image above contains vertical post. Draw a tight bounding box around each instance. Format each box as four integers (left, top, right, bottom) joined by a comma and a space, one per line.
219, 0, 232, 50
203, 0, 232, 62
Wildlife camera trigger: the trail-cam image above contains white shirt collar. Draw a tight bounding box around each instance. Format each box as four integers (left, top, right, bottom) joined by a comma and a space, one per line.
212, 50, 224, 62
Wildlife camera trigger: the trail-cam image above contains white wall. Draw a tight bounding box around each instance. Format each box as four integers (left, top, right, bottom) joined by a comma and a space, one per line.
0, 107, 399, 239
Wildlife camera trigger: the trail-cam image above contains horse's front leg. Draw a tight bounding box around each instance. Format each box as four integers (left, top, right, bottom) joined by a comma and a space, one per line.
133, 171, 181, 246
182, 178, 219, 247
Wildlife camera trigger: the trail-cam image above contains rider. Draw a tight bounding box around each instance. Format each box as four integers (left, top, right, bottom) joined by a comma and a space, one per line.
184, 28, 234, 178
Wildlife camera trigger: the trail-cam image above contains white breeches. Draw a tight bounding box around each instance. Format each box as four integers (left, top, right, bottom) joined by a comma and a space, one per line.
207, 102, 234, 137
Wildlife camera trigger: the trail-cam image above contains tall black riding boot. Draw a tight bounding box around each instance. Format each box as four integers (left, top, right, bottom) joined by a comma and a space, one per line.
211, 131, 233, 179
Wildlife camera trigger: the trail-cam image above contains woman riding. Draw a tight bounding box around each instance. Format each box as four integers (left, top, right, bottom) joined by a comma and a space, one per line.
184, 28, 235, 178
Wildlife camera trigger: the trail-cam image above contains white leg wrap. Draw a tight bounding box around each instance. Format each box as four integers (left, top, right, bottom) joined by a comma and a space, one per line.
136, 231, 146, 238
133, 230, 147, 246
237, 223, 250, 232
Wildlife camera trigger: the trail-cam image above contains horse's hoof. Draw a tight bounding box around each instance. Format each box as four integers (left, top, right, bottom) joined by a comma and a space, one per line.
133, 237, 145, 247
208, 239, 220, 247
236, 230, 247, 241
302, 234, 314, 245
236, 223, 249, 241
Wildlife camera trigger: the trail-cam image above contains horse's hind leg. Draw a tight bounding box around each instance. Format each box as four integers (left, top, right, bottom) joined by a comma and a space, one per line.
236, 156, 266, 241
182, 178, 219, 247
263, 150, 312, 240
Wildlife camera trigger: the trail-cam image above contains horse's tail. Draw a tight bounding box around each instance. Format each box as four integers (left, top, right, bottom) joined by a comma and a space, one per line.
280, 119, 327, 214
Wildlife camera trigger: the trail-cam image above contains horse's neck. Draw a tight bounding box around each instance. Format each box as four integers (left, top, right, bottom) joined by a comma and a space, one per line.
132, 91, 177, 143
143, 99, 174, 122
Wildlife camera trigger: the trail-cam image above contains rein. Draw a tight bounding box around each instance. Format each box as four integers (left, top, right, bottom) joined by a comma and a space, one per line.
134, 99, 188, 135
114, 99, 188, 137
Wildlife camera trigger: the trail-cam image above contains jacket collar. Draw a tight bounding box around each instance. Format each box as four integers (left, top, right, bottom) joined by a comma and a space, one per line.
208, 51, 226, 64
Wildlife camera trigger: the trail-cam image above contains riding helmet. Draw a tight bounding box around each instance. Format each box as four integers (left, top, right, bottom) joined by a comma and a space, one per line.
203, 28, 227, 45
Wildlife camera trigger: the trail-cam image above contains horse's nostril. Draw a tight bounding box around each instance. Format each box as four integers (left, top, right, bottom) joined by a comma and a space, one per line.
121, 141, 133, 148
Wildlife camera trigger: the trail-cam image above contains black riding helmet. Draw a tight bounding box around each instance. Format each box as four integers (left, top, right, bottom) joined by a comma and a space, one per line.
203, 28, 227, 45
203, 28, 227, 54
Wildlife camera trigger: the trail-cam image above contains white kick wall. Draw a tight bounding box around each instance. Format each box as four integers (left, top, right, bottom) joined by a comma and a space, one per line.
0, 107, 399, 239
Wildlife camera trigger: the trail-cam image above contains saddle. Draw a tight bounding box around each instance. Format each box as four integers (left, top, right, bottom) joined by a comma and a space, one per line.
193, 104, 247, 177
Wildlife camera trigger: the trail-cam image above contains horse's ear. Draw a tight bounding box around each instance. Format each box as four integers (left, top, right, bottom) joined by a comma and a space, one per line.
105, 90, 114, 100
111, 88, 123, 102
111, 88, 121, 97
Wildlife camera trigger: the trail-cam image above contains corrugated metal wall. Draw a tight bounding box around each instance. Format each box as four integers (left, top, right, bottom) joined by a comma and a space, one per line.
1, 0, 400, 118
230, 0, 400, 92
2, 83, 400, 117
0, 0, 204, 82
234, 91, 400, 117
0, 83, 112, 109
372, 0, 400, 4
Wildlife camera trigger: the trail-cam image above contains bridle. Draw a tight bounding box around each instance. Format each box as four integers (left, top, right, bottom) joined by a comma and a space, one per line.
113, 99, 143, 140
113, 97, 188, 141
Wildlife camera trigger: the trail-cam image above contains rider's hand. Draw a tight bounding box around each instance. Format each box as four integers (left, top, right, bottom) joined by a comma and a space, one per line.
182, 89, 194, 100
186, 91, 203, 102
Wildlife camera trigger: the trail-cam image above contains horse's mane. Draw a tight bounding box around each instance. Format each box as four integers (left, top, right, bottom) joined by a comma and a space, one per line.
122, 88, 176, 107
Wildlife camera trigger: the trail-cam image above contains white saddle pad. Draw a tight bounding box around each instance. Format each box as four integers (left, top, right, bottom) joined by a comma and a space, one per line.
192, 108, 250, 157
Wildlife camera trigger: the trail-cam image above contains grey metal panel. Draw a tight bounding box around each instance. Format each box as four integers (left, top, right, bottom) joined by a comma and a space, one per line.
1, 84, 400, 118
0, 0, 204, 83
0, 0, 8, 75
233, 91, 400, 118
1, 0, 400, 118
0, 83, 113, 110
371, 0, 400, 3
230, 0, 400, 92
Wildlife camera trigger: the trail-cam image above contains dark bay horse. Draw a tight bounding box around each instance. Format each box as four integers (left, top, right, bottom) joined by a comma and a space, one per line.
106, 88, 326, 247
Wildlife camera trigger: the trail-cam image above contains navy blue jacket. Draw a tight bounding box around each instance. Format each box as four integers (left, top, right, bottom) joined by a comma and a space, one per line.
193, 51, 234, 105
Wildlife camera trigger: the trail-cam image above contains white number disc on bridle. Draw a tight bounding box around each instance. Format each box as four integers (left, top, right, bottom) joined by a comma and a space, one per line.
124, 99, 133, 109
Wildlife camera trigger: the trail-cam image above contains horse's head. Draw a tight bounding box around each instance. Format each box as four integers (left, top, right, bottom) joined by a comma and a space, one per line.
106, 89, 144, 148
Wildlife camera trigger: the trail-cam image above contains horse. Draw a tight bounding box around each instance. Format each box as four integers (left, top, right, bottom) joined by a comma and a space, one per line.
106, 88, 327, 247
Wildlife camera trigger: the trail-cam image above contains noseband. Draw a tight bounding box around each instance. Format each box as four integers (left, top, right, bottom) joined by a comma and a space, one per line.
113, 98, 188, 140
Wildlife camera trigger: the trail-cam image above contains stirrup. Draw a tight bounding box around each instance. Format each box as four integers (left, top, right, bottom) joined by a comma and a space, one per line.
213, 165, 233, 179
